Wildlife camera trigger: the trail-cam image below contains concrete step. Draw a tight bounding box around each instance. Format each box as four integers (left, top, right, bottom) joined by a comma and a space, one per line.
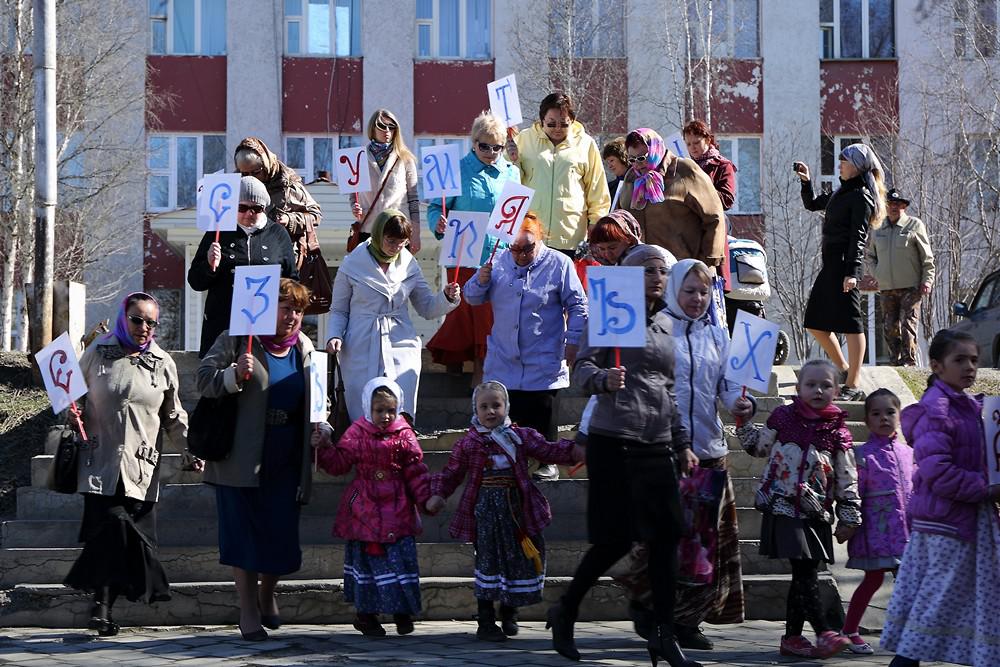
0, 572, 838, 627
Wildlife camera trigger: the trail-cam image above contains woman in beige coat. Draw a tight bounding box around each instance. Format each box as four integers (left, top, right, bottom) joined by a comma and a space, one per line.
64, 292, 188, 637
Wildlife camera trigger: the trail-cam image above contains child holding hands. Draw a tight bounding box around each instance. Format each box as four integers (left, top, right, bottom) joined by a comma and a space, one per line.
313, 377, 431, 638
426, 381, 584, 642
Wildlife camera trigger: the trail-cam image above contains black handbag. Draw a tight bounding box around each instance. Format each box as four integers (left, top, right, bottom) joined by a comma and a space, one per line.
46, 425, 82, 494
328, 354, 350, 443
187, 393, 239, 461
299, 220, 333, 315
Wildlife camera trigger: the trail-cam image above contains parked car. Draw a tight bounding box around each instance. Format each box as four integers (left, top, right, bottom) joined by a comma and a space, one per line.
952, 268, 1000, 368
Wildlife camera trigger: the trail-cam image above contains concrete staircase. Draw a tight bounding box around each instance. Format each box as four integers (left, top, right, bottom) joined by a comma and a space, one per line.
0, 355, 869, 628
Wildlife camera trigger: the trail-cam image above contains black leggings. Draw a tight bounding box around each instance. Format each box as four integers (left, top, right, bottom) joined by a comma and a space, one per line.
562, 538, 679, 626
786, 558, 828, 636
507, 389, 558, 442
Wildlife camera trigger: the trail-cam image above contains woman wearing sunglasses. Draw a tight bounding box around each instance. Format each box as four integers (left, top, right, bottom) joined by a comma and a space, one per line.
64, 291, 190, 637
505, 93, 610, 256
187, 176, 298, 357
425, 111, 521, 386
351, 109, 422, 253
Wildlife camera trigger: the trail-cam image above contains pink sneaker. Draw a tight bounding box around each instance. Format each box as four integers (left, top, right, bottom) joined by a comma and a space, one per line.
813, 630, 851, 658
840, 631, 874, 654
779, 635, 815, 657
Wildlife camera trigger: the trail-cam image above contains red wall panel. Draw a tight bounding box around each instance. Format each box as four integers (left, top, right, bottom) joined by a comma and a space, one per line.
283, 57, 363, 133
413, 60, 495, 134
690, 59, 763, 134
143, 218, 184, 290
146, 56, 226, 131
820, 60, 898, 135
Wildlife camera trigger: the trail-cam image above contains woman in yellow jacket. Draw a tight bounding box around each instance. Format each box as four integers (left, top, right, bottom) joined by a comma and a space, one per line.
506, 93, 610, 254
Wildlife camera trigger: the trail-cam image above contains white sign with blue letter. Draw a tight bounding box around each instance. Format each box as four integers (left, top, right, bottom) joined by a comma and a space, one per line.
420, 144, 463, 200
663, 131, 689, 159
196, 173, 241, 232
725, 310, 779, 393
487, 74, 523, 128
229, 264, 281, 336
438, 211, 489, 268
586, 266, 645, 348
310, 352, 328, 423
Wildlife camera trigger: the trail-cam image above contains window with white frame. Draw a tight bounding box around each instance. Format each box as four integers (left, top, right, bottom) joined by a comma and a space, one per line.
284, 0, 361, 56
148, 0, 226, 55
548, 0, 625, 58
416, 136, 472, 156
147, 134, 227, 211
954, 0, 998, 58
715, 136, 761, 214
687, 0, 759, 59
416, 0, 491, 59
819, 134, 894, 194
819, 0, 894, 59
283, 134, 364, 183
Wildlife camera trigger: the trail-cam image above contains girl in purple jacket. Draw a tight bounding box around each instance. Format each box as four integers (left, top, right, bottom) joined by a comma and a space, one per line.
837, 389, 913, 654
881, 330, 1000, 667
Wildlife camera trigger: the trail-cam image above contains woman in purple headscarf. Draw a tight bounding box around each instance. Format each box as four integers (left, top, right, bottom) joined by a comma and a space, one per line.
64, 292, 189, 637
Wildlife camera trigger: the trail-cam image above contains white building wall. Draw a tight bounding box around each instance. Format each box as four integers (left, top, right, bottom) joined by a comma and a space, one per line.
362, 0, 416, 147
226, 0, 282, 155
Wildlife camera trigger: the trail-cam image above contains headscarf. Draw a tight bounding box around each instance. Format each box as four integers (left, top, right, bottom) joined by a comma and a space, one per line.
839, 143, 883, 199
592, 209, 642, 247
367, 209, 407, 265
368, 141, 393, 169
109, 291, 159, 354
628, 128, 667, 209
361, 376, 405, 423
234, 136, 279, 181
665, 258, 712, 323
620, 243, 673, 268
471, 381, 522, 462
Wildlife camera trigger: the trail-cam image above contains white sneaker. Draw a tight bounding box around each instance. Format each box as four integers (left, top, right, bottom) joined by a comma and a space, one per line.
841, 632, 874, 654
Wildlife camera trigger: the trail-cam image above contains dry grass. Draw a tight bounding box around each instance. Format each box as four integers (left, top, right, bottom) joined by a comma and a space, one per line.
895, 366, 1000, 398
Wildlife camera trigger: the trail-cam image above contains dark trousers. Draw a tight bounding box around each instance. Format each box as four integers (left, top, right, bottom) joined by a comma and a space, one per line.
786, 558, 828, 636
507, 389, 558, 442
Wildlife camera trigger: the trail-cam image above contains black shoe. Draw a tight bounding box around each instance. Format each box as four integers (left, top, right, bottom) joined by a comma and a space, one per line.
393, 613, 415, 635
87, 602, 110, 632
239, 625, 268, 641
353, 613, 386, 637
476, 600, 507, 642
647, 623, 702, 667
258, 594, 281, 630
546, 600, 580, 661
840, 385, 866, 401
675, 624, 714, 650
499, 605, 519, 636
628, 601, 654, 640
888, 657, 920, 667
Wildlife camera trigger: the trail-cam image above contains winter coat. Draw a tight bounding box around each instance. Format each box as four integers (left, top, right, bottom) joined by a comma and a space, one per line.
617, 154, 727, 268
354, 149, 420, 234
327, 241, 458, 420
847, 433, 914, 566
316, 416, 431, 544
737, 400, 862, 526
196, 331, 319, 504
867, 212, 935, 291
464, 244, 587, 391
801, 176, 873, 279
512, 120, 611, 250
430, 426, 578, 541
573, 301, 693, 448
696, 153, 737, 211
187, 220, 298, 357
75, 338, 187, 502
902, 379, 992, 543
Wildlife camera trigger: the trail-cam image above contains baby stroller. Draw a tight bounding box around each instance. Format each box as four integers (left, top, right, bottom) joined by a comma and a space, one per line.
724, 237, 789, 365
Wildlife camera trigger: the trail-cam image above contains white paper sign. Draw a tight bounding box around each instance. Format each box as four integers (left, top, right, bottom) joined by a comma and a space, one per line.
487, 181, 534, 244
334, 146, 372, 194
310, 352, 329, 423
420, 144, 463, 200
725, 310, 780, 393
983, 397, 1000, 486
439, 211, 489, 268
229, 264, 281, 336
664, 131, 689, 159
488, 74, 523, 128
196, 173, 241, 232
586, 267, 646, 348
35, 332, 88, 414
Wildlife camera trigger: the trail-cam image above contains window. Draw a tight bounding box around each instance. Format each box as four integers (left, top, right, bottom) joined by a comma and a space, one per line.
416, 0, 491, 58
283, 134, 364, 183
819, 134, 894, 194
971, 273, 999, 311
146, 134, 226, 211
284, 0, 361, 56
687, 0, 759, 59
148, 0, 226, 55
416, 136, 471, 156
955, 0, 998, 58
968, 135, 1000, 213
548, 0, 625, 58
819, 0, 894, 59
715, 136, 761, 214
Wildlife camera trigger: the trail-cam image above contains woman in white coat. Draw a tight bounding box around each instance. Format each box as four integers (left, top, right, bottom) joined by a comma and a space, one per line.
327, 209, 460, 421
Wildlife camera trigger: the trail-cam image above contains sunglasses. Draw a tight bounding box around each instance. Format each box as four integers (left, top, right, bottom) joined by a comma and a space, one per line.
375, 119, 397, 132
477, 142, 504, 153
627, 154, 649, 164
238, 204, 264, 214
545, 122, 571, 129
509, 242, 536, 255
644, 266, 669, 276
127, 314, 159, 329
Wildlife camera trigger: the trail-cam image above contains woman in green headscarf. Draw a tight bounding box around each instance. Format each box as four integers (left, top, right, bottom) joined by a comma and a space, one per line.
326, 210, 461, 421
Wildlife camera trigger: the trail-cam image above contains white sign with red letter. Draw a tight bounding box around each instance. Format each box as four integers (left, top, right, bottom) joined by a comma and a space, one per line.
487, 181, 534, 245
984, 397, 1000, 486
35, 332, 88, 414
334, 146, 372, 194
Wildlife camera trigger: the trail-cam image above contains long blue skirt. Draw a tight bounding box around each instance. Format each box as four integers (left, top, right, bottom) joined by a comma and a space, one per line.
344, 536, 422, 615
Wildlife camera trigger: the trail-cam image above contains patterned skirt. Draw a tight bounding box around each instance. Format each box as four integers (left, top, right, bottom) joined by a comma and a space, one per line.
344, 536, 422, 615
473, 470, 546, 608
881, 504, 1000, 666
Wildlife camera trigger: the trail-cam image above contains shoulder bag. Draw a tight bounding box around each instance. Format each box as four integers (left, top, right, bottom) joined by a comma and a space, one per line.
298, 218, 333, 315
328, 353, 351, 443
46, 425, 83, 494
346, 156, 401, 253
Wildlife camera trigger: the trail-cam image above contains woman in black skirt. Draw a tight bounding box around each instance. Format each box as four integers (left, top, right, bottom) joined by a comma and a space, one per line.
795, 144, 886, 401
64, 292, 191, 636
549, 244, 701, 667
